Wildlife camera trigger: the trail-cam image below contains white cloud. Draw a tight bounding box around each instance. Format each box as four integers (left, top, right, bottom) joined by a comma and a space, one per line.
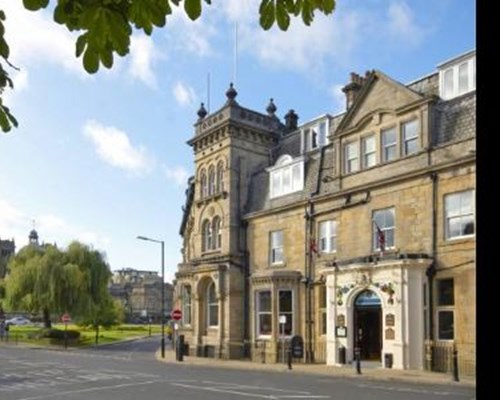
216, 3, 362, 74
38, 214, 67, 232
164, 7, 218, 57
329, 84, 346, 114
2, 2, 83, 75
0, 198, 110, 252
163, 165, 190, 186
0, 199, 28, 244
173, 81, 197, 107
129, 34, 161, 88
387, 1, 427, 46
83, 120, 153, 174
77, 231, 111, 248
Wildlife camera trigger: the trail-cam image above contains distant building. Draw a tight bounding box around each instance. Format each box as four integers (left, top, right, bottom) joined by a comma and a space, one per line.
109, 268, 173, 321
0, 237, 15, 279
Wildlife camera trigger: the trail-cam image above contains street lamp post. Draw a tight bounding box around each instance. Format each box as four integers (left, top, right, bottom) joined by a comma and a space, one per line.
137, 235, 165, 358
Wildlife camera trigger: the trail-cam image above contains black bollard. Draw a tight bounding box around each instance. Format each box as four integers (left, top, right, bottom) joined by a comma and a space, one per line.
355, 347, 361, 375
287, 348, 292, 370
452, 344, 459, 382
177, 334, 184, 362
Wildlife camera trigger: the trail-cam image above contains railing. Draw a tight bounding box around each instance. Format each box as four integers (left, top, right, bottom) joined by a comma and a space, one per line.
428, 341, 475, 377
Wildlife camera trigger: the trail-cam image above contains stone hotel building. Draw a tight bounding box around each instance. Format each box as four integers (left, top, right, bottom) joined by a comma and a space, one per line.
174, 49, 476, 375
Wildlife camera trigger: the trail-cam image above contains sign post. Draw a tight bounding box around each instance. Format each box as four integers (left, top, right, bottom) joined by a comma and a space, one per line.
61, 313, 71, 350
279, 315, 286, 364
171, 310, 182, 361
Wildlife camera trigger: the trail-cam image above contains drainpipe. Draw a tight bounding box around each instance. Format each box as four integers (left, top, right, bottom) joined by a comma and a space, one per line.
304, 200, 314, 363
426, 171, 438, 370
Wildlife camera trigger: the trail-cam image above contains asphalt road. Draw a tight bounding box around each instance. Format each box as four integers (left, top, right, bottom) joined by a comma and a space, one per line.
1, 337, 475, 400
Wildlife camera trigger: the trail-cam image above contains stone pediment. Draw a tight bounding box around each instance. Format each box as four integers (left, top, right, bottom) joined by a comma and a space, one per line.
336, 71, 424, 134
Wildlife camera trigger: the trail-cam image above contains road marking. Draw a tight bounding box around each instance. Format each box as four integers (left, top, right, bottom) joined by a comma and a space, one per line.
356, 383, 471, 396
201, 380, 312, 394
16, 380, 161, 400
170, 381, 331, 399
171, 382, 278, 398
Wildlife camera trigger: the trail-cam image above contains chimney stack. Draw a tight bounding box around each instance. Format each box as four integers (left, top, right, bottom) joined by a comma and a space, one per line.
342, 72, 368, 109
284, 109, 299, 133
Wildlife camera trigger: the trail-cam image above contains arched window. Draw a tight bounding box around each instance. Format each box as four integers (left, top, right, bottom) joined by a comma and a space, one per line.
212, 216, 222, 249
208, 166, 216, 196
216, 161, 224, 193
200, 169, 208, 198
202, 219, 212, 252
207, 281, 219, 327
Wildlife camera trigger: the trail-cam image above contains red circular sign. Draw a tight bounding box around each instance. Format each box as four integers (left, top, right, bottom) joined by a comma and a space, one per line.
171, 309, 182, 321
61, 313, 71, 323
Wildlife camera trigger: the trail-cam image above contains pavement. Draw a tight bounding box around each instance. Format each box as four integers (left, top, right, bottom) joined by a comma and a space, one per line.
156, 347, 476, 388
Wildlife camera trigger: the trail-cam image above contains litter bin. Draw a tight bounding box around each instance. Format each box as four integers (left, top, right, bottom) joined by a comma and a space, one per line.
338, 345, 346, 364
384, 353, 393, 368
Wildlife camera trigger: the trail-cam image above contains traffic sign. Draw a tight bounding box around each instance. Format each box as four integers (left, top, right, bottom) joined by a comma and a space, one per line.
61, 313, 71, 323
171, 309, 182, 321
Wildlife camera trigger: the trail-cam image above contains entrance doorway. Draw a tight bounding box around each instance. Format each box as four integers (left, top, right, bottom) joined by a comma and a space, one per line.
354, 290, 382, 361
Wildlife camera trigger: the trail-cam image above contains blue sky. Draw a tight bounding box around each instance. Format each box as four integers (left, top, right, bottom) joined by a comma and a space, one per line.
0, 0, 475, 282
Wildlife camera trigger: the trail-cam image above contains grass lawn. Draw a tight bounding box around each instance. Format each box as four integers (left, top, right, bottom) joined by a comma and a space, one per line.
4, 324, 169, 347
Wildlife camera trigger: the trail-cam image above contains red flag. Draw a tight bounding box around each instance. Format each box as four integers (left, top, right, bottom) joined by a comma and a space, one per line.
310, 238, 318, 254
373, 220, 386, 252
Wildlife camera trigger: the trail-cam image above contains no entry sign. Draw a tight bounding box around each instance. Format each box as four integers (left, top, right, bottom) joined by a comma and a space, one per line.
171, 309, 182, 321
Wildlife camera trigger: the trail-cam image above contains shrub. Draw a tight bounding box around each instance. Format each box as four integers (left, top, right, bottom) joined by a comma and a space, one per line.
40, 328, 80, 340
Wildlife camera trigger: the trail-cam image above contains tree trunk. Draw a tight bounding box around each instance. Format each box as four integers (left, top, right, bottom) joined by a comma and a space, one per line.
43, 308, 51, 329
95, 324, 99, 345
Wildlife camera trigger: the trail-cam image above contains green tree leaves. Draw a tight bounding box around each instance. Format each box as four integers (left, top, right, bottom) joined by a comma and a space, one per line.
0, 11, 18, 133
0, 0, 337, 133
22, 0, 50, 12
4, 241, 113, 327
259, 0, 336, 31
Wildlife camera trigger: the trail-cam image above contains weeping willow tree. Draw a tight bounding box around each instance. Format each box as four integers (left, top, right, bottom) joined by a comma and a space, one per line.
65, 241, 116, 343
4, 241, 113, 330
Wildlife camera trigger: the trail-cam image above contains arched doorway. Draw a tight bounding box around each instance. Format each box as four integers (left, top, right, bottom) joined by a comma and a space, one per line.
354, 290, 382, 361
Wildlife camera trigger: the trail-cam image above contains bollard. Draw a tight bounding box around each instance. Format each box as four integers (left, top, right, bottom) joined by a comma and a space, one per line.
452, 343, 459, 382
177, 334, 184, 362
287, 348, 292, 370
355, 347, 361, 375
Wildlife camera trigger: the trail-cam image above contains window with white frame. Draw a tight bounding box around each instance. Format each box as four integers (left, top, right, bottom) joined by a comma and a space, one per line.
319, 220, 337, 253
439, 55, 476, 100
182, 285, 192, 325
319, 285, 327, 335
372, 207, 395, 251
207, 281, 219, 327
362, 135, 376, 168
256, 290, 272, 336
402, 119, 419, 156
278, 290, 293, 336
436, 278, 454, 341
445, 190, 475, 240
302, 120, 329, 152
202, 219, 212, 252
381, 127, 397, 163
270, 230, 284, 264
269, 155, 304, 199
318, 121, 328, 147
344, 142, 359, 173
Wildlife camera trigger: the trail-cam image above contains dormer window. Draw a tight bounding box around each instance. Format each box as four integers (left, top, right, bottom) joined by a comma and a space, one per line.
301, 119, 329, 153
268, 155, 304, 199
439, 51, 475, 100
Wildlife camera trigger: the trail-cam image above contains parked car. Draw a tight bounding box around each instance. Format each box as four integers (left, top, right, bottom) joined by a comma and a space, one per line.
5, 316, 32, 326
